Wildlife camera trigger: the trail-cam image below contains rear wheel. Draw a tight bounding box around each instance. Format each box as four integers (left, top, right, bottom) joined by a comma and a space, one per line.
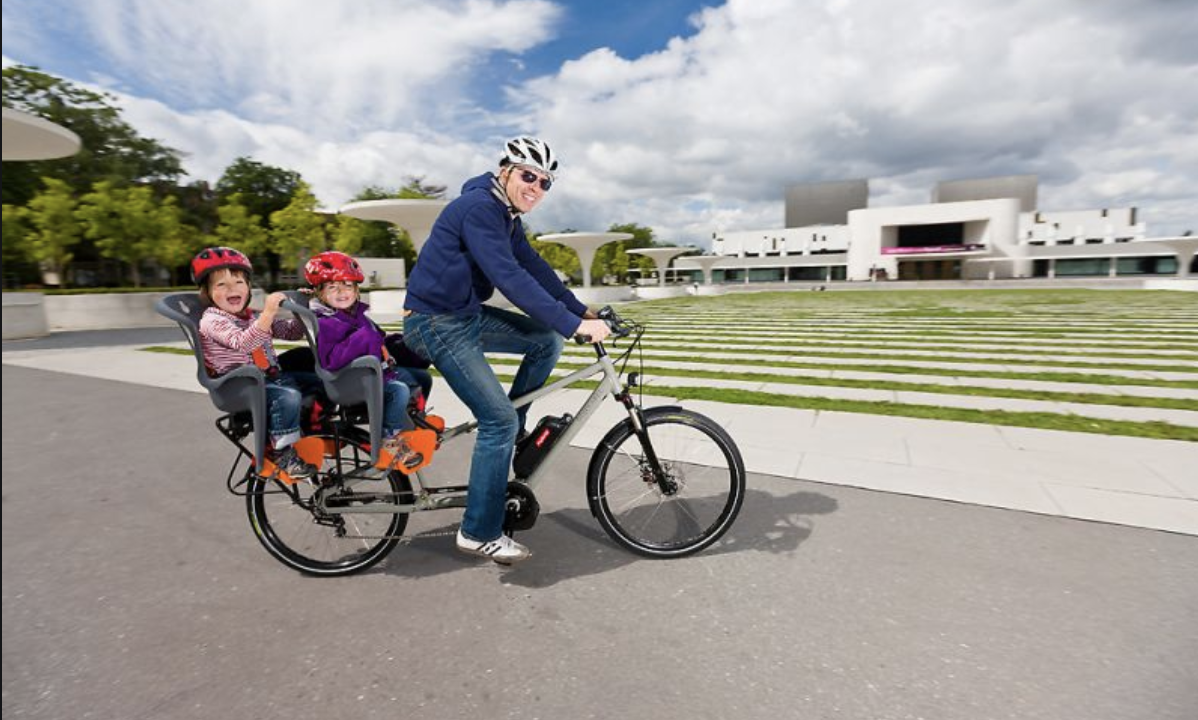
245, 427, 411, 576
587, 408, 745, 558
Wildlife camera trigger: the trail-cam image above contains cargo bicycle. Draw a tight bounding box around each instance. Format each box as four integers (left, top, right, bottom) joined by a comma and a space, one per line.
158, 296, 745, 576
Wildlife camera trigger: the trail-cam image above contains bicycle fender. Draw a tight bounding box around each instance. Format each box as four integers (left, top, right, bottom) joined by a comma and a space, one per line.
585, 405, 685, 517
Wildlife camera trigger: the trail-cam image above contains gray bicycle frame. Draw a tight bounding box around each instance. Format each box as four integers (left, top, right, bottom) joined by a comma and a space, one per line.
320, 344, 632, 515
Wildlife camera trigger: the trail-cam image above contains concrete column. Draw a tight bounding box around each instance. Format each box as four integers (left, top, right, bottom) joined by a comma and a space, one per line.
1177, 250, 1195, 278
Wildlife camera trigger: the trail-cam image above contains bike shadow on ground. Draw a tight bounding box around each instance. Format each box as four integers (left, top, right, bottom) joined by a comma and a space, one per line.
377, 482, 839, 588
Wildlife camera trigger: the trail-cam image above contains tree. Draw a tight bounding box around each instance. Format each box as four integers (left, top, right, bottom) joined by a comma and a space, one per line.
76, 181, 190, 287
396, 177, 447, 200
20, 178, 84, 286
594, 222, 658, 283
270, 183, 328, 280
2, 204, 32, 269
212, 194, 270, 258
2, 65, 184, 207
529, 232, 581, 282
215, 157, 303, 226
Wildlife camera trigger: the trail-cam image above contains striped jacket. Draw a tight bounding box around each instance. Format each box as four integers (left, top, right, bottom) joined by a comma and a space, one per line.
199, 306, 304, 377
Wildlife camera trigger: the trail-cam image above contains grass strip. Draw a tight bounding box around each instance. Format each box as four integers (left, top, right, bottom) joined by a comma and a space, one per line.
642, 331, 1198, 353
558, 349, 1198, 389
493, 358, 1198, 410
486, 374, 1198, 443
635, 337, 1198, 362
142, 347, 1197, 441
622, 342, 1198, 374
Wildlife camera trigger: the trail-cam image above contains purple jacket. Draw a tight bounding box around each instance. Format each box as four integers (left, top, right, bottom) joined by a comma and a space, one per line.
311, 298, 387, 372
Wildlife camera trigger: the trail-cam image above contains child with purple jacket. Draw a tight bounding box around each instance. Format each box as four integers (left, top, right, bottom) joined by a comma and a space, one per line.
304, 251, 423, 470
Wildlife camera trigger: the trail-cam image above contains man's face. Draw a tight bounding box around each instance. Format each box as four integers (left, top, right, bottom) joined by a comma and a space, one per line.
503, 165, 551, 214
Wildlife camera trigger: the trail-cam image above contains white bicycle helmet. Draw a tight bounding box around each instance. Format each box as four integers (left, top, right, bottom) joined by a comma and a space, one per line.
501, 136, 558, 179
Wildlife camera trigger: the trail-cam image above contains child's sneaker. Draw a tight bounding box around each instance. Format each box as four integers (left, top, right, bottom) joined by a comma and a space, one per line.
270, 445, 317, 479
455, 529, 531, 565
382, 433, 423, 471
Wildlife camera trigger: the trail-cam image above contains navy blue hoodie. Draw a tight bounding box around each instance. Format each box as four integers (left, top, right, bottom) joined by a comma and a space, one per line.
404, 172, 587, 337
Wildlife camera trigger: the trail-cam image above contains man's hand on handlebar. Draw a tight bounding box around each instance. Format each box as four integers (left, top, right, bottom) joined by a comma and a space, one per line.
575, 317, 613, 344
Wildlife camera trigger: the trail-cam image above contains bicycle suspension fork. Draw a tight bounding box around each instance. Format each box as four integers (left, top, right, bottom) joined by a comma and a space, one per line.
598, 343, 677, 496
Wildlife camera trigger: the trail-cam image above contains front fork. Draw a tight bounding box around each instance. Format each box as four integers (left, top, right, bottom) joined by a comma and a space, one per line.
615, 390, 679, 496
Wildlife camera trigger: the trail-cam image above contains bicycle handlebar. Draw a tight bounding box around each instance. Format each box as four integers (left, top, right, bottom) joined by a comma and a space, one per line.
573, 305, 637, 345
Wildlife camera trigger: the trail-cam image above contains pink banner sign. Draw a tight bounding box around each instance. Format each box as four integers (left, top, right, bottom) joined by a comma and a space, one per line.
881, 244, 985, 255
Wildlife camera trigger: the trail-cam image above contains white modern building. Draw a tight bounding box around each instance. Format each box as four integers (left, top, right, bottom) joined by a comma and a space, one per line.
708, 176, 1196, 284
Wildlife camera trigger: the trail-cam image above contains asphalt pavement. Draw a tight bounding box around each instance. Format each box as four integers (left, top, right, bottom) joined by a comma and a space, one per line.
3, 365, 1196, 720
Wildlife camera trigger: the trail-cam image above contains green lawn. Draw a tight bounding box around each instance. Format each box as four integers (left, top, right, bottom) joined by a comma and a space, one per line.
147, 287, 1198, 441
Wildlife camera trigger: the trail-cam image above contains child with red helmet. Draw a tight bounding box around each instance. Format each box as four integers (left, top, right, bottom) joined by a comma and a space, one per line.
305, 250, 426, 471
193, 246, 319, 479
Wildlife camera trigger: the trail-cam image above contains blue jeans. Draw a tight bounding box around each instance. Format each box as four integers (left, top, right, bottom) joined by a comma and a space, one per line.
267, 370, 322, 448
382, 378, 412, 437
403, 306, 564, 542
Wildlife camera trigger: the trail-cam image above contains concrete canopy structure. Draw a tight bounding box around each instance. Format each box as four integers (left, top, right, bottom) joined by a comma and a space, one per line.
627, 246, 694, 299
538, 231, 634, 305
2, 108, 81, 161
674, 254, 728, 295
339, 199, 449, 253
538, 232, 632, 288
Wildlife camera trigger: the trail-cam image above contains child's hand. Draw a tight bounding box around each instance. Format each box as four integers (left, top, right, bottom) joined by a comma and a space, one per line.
264, 292, 287, 312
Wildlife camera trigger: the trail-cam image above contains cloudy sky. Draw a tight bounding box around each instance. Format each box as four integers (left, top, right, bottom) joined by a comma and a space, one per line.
4, 0, 1196, 244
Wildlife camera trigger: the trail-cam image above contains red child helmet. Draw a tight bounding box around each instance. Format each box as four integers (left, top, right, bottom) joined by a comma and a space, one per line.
305, 251, 365, 286
191, 246, 252, 285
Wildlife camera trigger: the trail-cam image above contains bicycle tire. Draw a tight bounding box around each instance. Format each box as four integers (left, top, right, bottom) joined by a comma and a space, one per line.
587, 407, 745, 558
245, 426, 411, 576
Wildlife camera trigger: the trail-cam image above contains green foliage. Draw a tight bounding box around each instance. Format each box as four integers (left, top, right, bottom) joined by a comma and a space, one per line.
212, 194, 270, 258
529, 234, 581, 281
332, 215, 370, 256
215, 157, 303, 227
269, 182, 328, 275
22, 178, 83, 284
3, 203, 32, 266
76, 181, 193, 287
591, 222, 658, 283
2, 65, 184, 206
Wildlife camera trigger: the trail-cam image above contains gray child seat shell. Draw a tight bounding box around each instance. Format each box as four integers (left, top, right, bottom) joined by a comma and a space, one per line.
281, 292, 387, 464
154, 292, 272, 471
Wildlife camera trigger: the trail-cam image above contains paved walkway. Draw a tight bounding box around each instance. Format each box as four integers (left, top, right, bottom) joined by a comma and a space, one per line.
3, 334, 1195, 536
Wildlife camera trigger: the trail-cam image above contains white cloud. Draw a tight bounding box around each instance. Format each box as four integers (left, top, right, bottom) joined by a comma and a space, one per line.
525, 0, 1198, 239
72, 0, 561, 137
5, 0, 1196, 240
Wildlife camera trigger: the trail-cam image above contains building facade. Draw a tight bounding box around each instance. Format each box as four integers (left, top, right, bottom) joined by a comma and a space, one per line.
707, 176, 1196, 284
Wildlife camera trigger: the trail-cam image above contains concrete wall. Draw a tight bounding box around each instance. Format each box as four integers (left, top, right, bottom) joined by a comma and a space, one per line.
5, 290, 265, 334
45, 292, 180, 332
2, 292, 49, 339
358, 258, 406, 289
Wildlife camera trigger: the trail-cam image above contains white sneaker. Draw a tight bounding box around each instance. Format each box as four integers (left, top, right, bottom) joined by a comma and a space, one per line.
455, 530, 531, 565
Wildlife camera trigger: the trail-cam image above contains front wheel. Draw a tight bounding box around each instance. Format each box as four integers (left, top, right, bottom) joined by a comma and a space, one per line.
587, 407, 745, 558
245, 427, 411, 576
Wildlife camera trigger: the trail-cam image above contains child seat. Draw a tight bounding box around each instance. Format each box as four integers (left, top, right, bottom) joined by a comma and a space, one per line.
154, 293, 271, 471
281, 292, 387, 463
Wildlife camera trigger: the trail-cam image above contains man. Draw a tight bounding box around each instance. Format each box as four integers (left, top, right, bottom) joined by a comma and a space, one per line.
403, 136, 611, 564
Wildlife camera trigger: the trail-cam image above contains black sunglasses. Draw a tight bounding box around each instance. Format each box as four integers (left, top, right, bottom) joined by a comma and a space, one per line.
518, 169, 552, 192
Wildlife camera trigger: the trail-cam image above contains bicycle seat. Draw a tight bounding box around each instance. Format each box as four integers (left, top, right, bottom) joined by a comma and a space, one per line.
281, 292, 387, 464
154, 292, 271, 472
